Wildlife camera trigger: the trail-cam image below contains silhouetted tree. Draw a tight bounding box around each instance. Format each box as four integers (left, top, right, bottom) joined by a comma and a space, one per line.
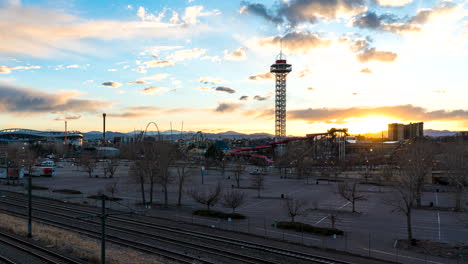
283, 197, 308, 223
337, 182, 366, 213
222, 189, 246, 213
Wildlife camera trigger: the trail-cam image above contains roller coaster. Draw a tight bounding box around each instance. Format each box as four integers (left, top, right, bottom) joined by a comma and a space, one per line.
230, 128, 348, 163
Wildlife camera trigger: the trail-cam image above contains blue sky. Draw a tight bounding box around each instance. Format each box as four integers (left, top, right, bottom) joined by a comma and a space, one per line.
0, 0, 467, 135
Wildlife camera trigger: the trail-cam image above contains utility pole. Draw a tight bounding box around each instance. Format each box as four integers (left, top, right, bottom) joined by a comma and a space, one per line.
77, 195, 132, 264
27, 172, 32, 238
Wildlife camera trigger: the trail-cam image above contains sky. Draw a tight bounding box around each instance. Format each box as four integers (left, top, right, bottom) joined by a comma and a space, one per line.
0, 0, 467, 135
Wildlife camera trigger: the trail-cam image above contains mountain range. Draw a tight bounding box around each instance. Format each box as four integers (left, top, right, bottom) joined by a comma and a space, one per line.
82, 129, 461, 141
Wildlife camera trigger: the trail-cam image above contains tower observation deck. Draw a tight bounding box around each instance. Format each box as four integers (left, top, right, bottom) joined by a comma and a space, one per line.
270, 52, 292, 140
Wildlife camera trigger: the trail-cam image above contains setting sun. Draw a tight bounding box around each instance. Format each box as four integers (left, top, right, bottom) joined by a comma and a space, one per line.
344, 116, 400, 134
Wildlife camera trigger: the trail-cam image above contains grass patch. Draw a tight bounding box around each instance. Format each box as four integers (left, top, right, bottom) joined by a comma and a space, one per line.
87, 195, 122, 201
274, 221, 344, 236
193, 210, 246, 219
52, 189, 82, 194
31, 185, 49, 190
0, 213, 164, 264
397, 239, 468, 260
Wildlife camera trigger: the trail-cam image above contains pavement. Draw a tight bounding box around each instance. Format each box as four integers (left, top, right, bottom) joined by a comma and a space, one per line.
1, 161, 467, 264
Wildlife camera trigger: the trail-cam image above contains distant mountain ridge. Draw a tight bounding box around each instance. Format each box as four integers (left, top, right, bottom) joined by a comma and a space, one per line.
82, 130, 275, 140
82, 129, 460, 141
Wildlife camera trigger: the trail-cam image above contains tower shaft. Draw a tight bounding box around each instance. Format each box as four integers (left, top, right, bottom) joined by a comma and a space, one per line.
275, 73, 287, 138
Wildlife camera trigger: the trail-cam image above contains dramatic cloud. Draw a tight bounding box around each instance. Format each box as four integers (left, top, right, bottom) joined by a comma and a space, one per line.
241, 0, 367, 26
143, 60, 175, 68
199, 77, 226, 84
356, 48, 397, 62
248, 72, 274, 81
215, 102, 241, 113
142, 86, 169, 95
374, 0, 412, 7
168, 48, 206, 62
259, 31, 331, 54
101, 81, 122, 88
352, 2, 460, 34
288, 105, 468, 124
239, 3, 283, 24
253, 95, 269, 101
0, 83, 109, 115
0, 2, 199, 57
183, 5, 221, 24
360, 68, 372, 73
239, 96, 250, 101
0, 65, 40, 74
224, 47, 247, 61
214, 86, 236, 94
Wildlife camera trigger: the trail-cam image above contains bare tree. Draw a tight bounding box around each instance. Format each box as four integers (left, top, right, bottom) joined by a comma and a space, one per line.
175, 163, 194, 206
399, 140, 434, 207
337, 182, 366, 213
102, 161, 109, 178
385, 166, 418, 246
189, 183, 222, 211
156, 142, 177, 208
129, 161, 146, 206
233, 161, 244, 188
222, 189, 246, 213
250, 173, 265, 198
283, 197, 308, 222
80, 152, 96, 178
107, 159, 119, 178
442, 143, 468, 211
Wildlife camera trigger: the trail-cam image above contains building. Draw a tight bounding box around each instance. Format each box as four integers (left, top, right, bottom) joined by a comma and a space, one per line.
405, 122, 424, 139
388, 122, 424, 141
0, 129, 83, 146
388, 123, 405, 141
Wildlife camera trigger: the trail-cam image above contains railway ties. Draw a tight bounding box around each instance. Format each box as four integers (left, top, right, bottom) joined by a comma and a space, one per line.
0, 191, 356, 264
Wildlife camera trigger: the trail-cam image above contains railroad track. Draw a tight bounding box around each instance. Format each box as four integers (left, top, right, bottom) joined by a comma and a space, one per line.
0, 229, 82, 264
0, 196, 281, 264
0, 191, 357, 264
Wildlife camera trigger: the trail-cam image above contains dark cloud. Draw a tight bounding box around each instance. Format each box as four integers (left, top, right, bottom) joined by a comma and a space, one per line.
240, 2, 283, 24
248, 72, 274, 81
357, 48, 397, 62
260, 31, 331, 54
214, 86, 236, 94
253, 95, 269, 101
239, 95, 250, 101
215, 103, 241, 113
351, 2, 458, 34
288, 105, 468, 124
101, 81, 122, 88
360, 68, 372, 73
0, 83, 109, 115
241, 0, 366, 26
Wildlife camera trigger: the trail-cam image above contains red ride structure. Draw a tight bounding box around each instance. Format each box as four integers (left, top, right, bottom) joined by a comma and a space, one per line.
230, 129, 348, 164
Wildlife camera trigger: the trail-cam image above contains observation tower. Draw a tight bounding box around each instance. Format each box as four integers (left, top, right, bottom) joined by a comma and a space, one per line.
270, 48, 292, 140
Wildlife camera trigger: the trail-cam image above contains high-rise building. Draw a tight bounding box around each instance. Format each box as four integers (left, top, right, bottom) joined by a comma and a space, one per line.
388, 122, 424, 141
388, 123, 405, 141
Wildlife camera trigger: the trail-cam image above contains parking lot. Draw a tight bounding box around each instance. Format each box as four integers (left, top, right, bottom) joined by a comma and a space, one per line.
2, 161, 467, 264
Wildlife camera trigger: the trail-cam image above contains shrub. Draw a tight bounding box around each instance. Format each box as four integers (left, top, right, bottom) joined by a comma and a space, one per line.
193, 210, 246, 219
87, 195, 122, 201
31, 185, 48, 190
52, 189, 82, 194
274, 221, 343, 236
